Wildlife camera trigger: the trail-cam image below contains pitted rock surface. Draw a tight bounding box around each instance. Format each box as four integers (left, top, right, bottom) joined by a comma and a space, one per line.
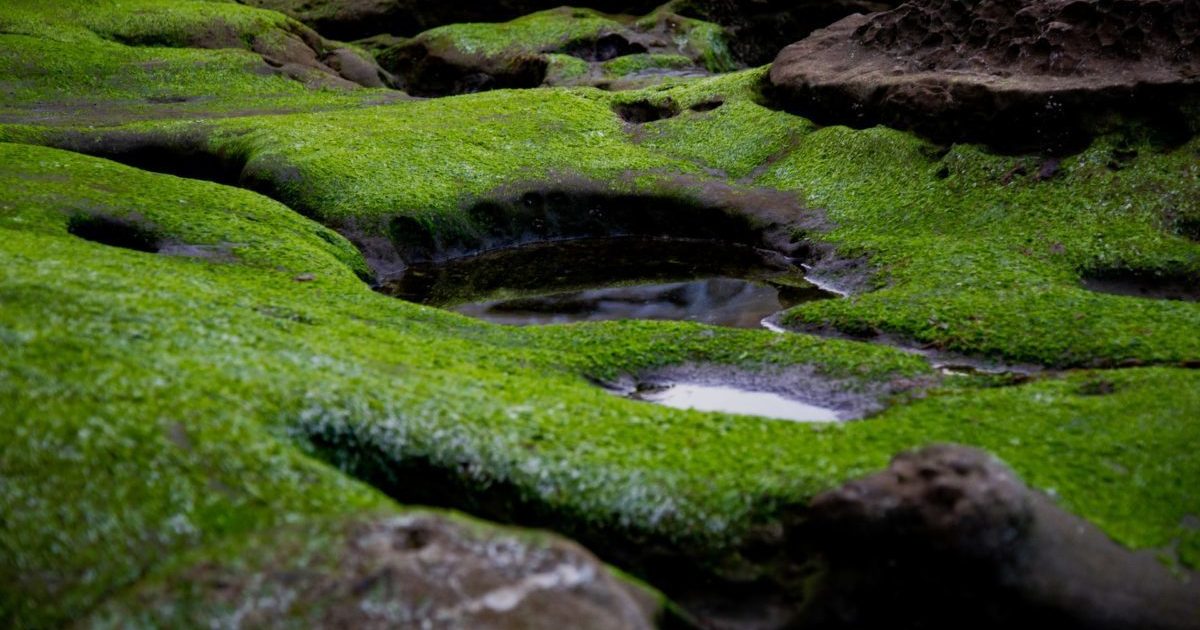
803, 444, 1200, 629
769, 0, 1200, 151
91, 513, 662, 629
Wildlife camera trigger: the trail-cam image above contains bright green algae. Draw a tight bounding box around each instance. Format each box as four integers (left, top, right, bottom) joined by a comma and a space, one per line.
1, 0, 1199, 625
35, 68, 1191, 368
0, 0, 399, 126
387, 6, 736, 74
1, 143, 1198, 628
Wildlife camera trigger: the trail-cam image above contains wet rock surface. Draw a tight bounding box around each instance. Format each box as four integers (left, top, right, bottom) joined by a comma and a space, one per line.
245, 0, 898, 66
769, 0, 1200, 151
380, 236, 834, 329
243, 0, 666, 41
803, 445, 1200, 629
375, 8, 733, 96
668, 0, 897, 64
91, 513, 667, 629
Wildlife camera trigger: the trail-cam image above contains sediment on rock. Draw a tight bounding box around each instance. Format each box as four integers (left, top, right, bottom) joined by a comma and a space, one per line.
85, 513, 674, 629
767, 0, 1200, 152
667, 0, 898, 64
374, 7, 735, 96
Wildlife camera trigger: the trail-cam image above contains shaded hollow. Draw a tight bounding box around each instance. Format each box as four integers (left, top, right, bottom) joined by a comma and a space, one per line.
384, 184, 807, 264
562, 32, 648, 62
1081, 269, 1200, 302
614, 99, 680, 123
52, 132, 248, 188
379, 43, 550, 97
67, 214, 162, 253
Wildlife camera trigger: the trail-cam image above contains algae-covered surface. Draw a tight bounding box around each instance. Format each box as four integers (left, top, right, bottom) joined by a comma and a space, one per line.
1, 0, 1197, 627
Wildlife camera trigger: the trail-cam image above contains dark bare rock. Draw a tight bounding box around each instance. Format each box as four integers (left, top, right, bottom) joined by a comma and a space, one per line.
802, 444, 1200, 629
89, 513, 669, 629
374, 8, 732, 96
378, 42, 551, 97
667, 0, 897, 64
769, 0, 1200, 152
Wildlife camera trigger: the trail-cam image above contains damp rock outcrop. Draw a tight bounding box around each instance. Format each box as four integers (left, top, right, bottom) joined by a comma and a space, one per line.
803, 445, 1200, 629
769, 0, 1200, 151
86, 514, 667, 628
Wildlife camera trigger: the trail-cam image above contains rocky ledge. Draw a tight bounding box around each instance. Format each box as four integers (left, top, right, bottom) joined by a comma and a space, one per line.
769, 0, 1200, 152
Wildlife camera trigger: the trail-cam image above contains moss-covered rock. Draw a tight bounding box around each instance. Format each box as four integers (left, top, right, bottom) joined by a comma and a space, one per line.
86, 512, 667, 628
376, 7, 735, 95
1, 1, 1198, 626
0, 0, 403, 127
2, 139, 1198, 626
242, 0, 666, 41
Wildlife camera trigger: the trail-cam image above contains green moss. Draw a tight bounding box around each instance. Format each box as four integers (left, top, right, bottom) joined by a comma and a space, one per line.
755, 127, 1200, 366
2, 142, 1198, 627
382, 6, 735, 90
0, 2, 1198, 623
414, 8, 628, 58
8, 63, 1192, 367
199, 89, 694, 226
0, 0, 397, 126
602, 53, 693, 77
544, 53, 592, 83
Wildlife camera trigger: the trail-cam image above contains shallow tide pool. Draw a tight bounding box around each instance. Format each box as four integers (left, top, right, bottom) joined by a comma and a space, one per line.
380, 237, 835, 329
632, 383, 841, 422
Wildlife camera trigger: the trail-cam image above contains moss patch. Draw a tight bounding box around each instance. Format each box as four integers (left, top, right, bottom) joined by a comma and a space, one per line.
1, 2, 1198, 623
1, 143, 1198, 628
0, 0, 399, 126
376, 7, 735, 94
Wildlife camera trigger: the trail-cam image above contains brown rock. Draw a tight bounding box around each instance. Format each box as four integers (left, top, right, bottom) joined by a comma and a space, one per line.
802, 444, 1200, 629
769, 0, 1200, 152
91, 513, 666, 629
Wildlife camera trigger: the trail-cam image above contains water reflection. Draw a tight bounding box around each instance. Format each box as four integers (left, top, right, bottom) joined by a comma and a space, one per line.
457, 277, 788, 328
634, 383, 840, 422
379, 237, 836, 329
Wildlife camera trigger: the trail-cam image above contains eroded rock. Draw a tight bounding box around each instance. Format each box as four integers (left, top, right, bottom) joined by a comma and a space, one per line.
242, 0, 665, 41
769, 0, 1200, 151
667, 0, 897, 64
803, 444, 1200, 629
376, 8, 734, 96
89, 513, 666, 629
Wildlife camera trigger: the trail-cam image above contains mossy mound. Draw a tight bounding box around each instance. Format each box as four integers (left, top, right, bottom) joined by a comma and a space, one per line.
16, 66, 1196, 368
1, 0, 1199, 626
0, 0, 402, 127
376, 7, 735, 95
2, 140, 1198, 626
242, 0, 666, 41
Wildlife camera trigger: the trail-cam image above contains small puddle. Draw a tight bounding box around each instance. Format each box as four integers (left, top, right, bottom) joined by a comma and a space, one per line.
632, 383, 840, 422
380, 237, 835, 328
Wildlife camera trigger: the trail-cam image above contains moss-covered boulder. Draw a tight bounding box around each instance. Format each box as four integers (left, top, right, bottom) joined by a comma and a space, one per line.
376, 7, 735, 95
2, 0, 1199, 627
87, 513, 666, 628
242, 0, 666, 41
0, 0, 404, 126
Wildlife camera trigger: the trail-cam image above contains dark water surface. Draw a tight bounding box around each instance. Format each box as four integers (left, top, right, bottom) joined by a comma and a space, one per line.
380, 237, 835, 328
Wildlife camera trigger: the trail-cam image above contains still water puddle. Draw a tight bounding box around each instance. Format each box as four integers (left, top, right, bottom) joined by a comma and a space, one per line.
632, 383, 840, 422
380, 237, 835, 329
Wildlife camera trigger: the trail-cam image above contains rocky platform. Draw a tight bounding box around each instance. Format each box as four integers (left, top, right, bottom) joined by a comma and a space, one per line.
769, 0, 1200, 151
